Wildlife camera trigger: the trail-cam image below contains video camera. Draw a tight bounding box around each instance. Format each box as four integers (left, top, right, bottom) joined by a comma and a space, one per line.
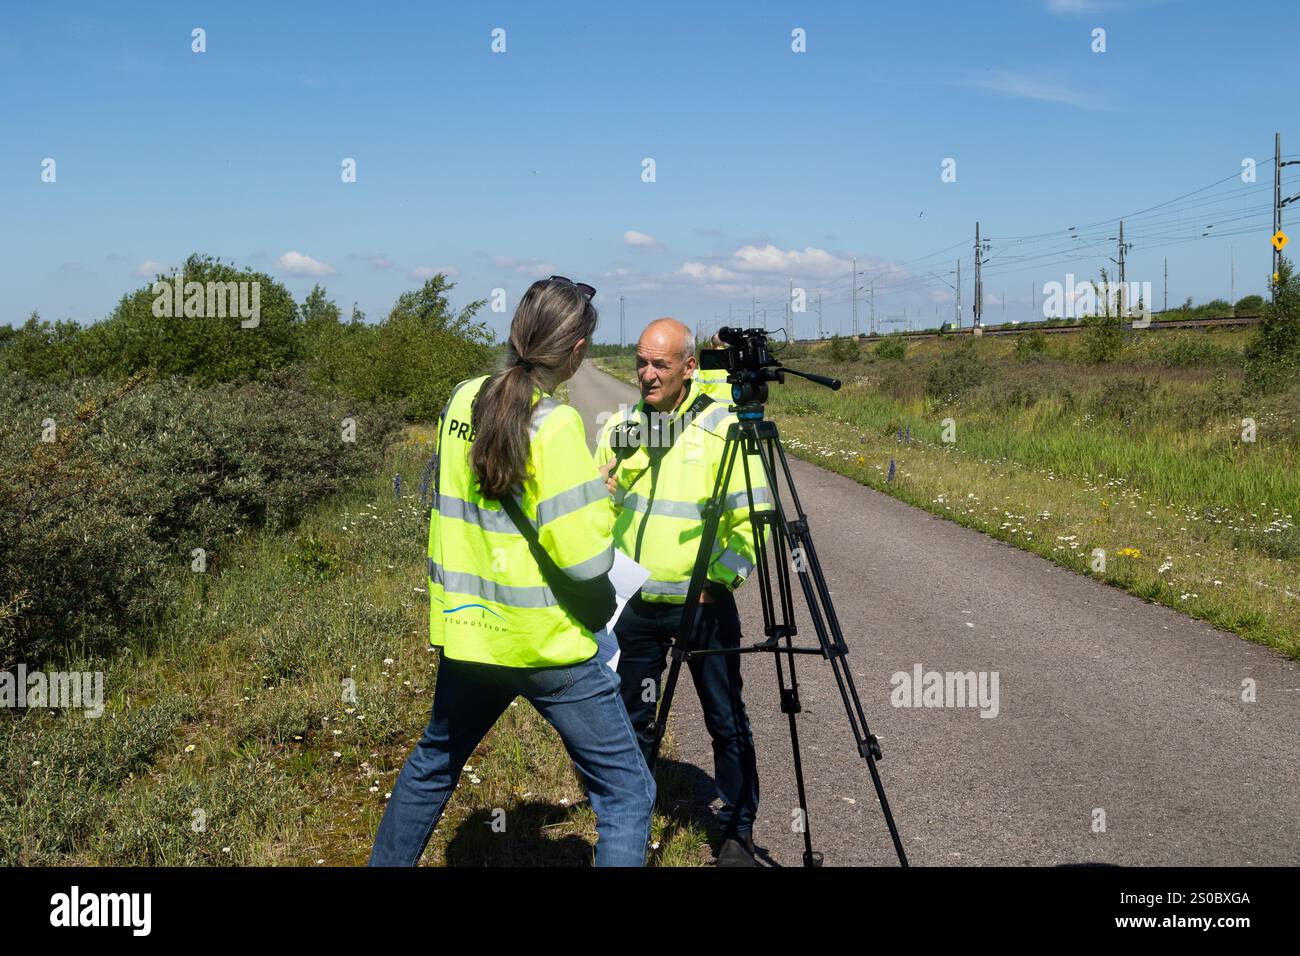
700, 327, 842, 410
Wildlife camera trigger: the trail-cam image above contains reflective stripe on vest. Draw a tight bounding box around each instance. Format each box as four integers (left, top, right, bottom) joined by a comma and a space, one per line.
429, 376, 616, 667
595, 378, 771, 604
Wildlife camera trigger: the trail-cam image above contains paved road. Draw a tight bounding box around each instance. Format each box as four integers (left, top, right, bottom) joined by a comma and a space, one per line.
569, 362, 1300, 867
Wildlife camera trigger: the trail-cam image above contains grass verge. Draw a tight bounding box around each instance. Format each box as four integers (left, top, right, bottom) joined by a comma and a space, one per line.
2, 427, 713, 866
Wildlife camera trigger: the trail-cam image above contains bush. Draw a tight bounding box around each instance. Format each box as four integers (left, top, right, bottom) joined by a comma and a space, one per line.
1234, 294, 1265, 316
1243, 257, 1300, 393
872, 335, 906, 361
1082, 312, 1124, 363
0, 692, 195, 864
924, 345, 988, 401
1087, 378, 1155, 426
0, 373, 402, 668
308, 275, 495, 421
6, 255, 306, 384
829, 334, 861, 362
1014, 329, 1047, 359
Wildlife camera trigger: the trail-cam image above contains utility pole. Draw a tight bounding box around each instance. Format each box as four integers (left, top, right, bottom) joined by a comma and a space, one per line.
973, 221, 984, 328
1275, 132, 1282, 302
869, 280, 875, 336
1273, 132, 1300, 302
816, 292, 823, 338
1001, 288, 1005, 323
851, 257, 858, 337
955, 260, 961, 328
1117, 220, 1128, 316
1163, 258, 1168, 313
1231, 246, 1235, 310
787, 277, 793, 334
619, 295, 625, 348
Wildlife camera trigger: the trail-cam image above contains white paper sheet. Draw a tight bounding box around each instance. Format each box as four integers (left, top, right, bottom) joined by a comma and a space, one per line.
594, 550, 651, 671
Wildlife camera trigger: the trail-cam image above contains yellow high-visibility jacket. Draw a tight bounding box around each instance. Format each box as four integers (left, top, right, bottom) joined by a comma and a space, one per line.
692, 363, 733, 404
594, 378, 771, 603
429, 375, 615, 667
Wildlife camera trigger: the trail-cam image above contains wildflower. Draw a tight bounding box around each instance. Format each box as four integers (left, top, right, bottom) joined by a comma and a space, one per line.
185, 744, 196, 753
1116, 547, 1141, 558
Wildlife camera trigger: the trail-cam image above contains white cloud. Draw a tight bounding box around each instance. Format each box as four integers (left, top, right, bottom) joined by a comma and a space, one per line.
680, 261, 740, 282
135, 259, 168, 277
970, 70, 1111, 111
624, 230, 665, 252
679, 245, 856, 287
409, 265, 458, 280
730, 244, 853, 278
276, 251, 337, 276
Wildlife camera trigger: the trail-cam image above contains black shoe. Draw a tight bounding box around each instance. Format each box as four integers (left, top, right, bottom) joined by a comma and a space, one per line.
716, 836, 759, 867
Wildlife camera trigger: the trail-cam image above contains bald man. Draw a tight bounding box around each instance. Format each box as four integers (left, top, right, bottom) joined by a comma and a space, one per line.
594, 318, 764, 866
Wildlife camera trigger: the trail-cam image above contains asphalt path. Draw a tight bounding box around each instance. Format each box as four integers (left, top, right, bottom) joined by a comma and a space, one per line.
568, 361, 1300, 867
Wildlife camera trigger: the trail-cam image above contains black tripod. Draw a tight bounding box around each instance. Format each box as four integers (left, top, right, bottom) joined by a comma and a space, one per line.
646, 359, 908, 867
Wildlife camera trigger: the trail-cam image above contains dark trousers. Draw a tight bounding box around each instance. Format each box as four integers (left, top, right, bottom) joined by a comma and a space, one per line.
614, 590, 759, 838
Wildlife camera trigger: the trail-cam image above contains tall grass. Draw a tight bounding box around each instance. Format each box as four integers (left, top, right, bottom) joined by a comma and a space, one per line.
1, 431, 713, 866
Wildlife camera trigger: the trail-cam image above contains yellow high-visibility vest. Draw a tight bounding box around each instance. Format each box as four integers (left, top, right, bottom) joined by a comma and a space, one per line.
692, 363, 733, 404
594, 378, 771, 604
429, 375, 615, 667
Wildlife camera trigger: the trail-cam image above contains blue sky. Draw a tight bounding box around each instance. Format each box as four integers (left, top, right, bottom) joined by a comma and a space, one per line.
2, 0, 1297, 341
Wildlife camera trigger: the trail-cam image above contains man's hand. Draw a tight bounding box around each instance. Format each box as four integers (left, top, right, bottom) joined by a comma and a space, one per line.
698, 590, 716, 604
599, 457, 618, 495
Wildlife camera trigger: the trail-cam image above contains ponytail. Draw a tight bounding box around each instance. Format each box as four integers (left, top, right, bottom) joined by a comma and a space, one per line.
470, 279, 597, 497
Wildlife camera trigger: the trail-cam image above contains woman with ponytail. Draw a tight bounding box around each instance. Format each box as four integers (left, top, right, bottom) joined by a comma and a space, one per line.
370, 277, 655, 867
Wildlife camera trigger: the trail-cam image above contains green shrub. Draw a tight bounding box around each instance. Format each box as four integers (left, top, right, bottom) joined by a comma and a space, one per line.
0, 373, 402, 668
1082, 313, 1124, 363
0, 692, 195, 864
872, 335, 905, 361
1014, 329, 1047, 359
924, 345, 988, 400
829, 334, 862, 362
309, 276, 494, 421
1234, 294, 1265, 316
1243, 257, 1300, 393
1087, 378, 1155, 426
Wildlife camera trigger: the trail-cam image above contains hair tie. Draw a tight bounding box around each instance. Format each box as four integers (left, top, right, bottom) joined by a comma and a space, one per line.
516, 356, 535, 372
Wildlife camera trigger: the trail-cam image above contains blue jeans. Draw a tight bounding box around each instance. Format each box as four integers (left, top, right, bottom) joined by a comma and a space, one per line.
614, 591, 759, 839
369, 650, 655, 867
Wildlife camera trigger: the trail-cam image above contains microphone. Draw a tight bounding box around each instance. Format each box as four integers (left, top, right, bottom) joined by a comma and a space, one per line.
604, 417, 646, 477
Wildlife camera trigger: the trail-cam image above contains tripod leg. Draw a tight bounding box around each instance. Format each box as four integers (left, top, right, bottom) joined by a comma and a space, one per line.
771, 648, 821, 866
648, 423, 743, 771
740, 431, 821, 865
767, 435, 909, 867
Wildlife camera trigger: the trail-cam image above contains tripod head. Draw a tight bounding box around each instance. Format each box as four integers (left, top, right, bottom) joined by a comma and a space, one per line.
701, 327, 842, 415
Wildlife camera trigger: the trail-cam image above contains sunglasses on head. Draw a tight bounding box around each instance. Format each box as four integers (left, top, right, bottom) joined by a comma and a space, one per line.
549, 275, 596, 300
